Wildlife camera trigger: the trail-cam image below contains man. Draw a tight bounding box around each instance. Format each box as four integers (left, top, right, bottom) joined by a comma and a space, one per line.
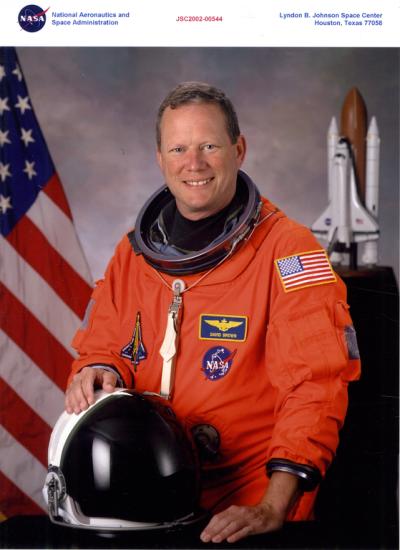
65, 82, 360, 543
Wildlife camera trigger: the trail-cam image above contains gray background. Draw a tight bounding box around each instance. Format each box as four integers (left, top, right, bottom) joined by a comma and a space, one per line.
17, 48, 399, 282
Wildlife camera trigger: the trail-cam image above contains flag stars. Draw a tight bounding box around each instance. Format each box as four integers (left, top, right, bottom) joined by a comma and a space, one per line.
0, 194, 12, 214
24, 160, 37, 180
0, 162, 12, 182
12, 64, 23, 82
0, 97, 10, 115
0, 65, 6, 82
15, 95, 32, 115
0, 129, 11, 147
21, 127, 35, 146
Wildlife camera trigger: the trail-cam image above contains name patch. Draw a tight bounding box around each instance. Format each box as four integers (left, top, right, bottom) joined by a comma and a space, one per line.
199, 314, 248, 342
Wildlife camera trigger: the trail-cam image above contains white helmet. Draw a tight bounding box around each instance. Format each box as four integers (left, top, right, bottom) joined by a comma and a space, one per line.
43, 390, 203, 531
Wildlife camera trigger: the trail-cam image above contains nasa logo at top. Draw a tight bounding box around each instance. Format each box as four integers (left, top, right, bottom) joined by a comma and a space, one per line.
18, 5, 49, 32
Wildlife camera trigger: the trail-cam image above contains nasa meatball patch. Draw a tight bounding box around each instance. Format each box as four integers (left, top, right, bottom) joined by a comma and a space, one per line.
199, 314, 248, 342
202, 347, 237, 381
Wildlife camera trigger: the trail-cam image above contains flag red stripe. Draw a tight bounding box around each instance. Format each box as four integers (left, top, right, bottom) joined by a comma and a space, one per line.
6, 218, 92, 319
301, 260, 329, 266
0, 379, 51, 467
0, 471, 44, 517
42, 173, 72, 220
285, 275, 336, 288
0, 283, 72, 391
283, 268, 333, 281
285, 273, 335, 284
299, 252, 326, 260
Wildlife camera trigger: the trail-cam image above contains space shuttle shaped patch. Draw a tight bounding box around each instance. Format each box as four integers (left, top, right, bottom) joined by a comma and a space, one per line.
121, 312, 147, 370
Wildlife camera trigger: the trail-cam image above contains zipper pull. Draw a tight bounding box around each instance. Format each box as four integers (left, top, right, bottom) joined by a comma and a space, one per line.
159, 279, 185, 399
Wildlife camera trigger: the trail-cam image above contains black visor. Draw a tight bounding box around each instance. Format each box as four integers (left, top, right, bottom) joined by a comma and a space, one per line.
60, 392, 200, 523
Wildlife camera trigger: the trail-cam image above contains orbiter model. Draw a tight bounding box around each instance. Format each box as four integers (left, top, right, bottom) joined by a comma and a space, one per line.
311, 88, 380, 269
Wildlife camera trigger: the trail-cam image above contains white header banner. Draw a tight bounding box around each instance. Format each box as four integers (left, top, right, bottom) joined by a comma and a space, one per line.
1, 0, 399, 47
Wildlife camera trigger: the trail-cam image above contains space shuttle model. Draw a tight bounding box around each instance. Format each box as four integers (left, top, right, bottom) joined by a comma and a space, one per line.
311, 88, 380, 269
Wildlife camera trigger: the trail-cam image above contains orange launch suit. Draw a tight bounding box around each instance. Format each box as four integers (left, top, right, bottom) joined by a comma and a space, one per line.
70, 198, 361, 519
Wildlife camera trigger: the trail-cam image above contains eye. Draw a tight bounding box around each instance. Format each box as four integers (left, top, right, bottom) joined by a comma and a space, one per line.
169, 146, 185, 153
203, 144, 217, 151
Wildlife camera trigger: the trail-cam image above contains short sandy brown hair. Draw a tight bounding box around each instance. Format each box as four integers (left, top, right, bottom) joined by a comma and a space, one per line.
156, 81, 241, 149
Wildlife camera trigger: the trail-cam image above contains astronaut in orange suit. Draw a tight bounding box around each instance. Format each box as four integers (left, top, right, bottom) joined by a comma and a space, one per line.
65, 82, 361, 544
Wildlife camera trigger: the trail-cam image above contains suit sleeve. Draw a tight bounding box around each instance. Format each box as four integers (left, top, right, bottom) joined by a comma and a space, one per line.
265, 224, 361, 477
68, 237, 135, 388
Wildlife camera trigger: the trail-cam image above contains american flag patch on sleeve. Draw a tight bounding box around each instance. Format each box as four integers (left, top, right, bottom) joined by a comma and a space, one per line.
275, 250, 336, 292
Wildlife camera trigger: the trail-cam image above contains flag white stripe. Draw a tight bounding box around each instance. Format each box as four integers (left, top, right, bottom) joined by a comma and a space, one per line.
0, 329, 65, 428
26, 191, 92, 285
0, 426, 47, 512
284, 271, 333, 283
286, 275, 336, 288
299, 253, 326, 260
0, 236, 80, 353
283, 268, 333, 281
301, 259, 329, 266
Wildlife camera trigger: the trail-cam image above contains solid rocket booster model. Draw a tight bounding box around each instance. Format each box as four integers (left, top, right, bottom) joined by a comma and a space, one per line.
311, 88, 380, 267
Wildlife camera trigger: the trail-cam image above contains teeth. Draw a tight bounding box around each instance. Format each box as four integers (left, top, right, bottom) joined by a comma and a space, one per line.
184, 178, 211, 187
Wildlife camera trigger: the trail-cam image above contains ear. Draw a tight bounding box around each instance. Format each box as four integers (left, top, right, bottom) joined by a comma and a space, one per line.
235, 135, 246, 168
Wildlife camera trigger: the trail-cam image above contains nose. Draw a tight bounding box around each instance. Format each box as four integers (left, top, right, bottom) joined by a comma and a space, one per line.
185, 148, 207, 171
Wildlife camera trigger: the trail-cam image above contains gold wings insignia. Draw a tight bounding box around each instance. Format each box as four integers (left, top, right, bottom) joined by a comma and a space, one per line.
205, 319, 243, 332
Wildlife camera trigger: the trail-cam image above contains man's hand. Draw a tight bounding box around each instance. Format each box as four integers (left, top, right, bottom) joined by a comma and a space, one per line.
65, 367, 117, 414
200, 471, 300, 543
200, 501, 284, 544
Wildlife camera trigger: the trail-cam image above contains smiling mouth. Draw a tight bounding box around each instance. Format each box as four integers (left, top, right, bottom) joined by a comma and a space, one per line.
183, 177, 213, 187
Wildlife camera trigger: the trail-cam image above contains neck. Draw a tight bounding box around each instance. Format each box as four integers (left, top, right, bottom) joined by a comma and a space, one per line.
162, 186, 245, 252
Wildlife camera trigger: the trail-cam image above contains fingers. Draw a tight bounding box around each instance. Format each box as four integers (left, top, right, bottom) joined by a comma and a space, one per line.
65, 367, 117, 414
80, 368, 96, 408
201, 506, 251, 544
102, 370, 117, 393
65, 368, 93, 414
200, 504, 283, 544
226, 525, 252, 544
201, 517, 249, 543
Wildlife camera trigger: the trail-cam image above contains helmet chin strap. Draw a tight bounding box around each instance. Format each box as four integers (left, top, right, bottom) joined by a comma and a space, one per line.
156, 207, 276, 400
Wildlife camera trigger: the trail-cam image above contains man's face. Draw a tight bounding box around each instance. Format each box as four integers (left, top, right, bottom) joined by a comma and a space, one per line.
156, 102, 246, 220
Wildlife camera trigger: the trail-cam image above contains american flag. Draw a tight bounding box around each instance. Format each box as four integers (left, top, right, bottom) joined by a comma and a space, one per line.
275, 250, 336, 293
0, 48, 92, 519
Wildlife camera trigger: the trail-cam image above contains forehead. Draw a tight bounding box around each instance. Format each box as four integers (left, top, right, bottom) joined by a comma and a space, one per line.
159, 102, 229, 138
